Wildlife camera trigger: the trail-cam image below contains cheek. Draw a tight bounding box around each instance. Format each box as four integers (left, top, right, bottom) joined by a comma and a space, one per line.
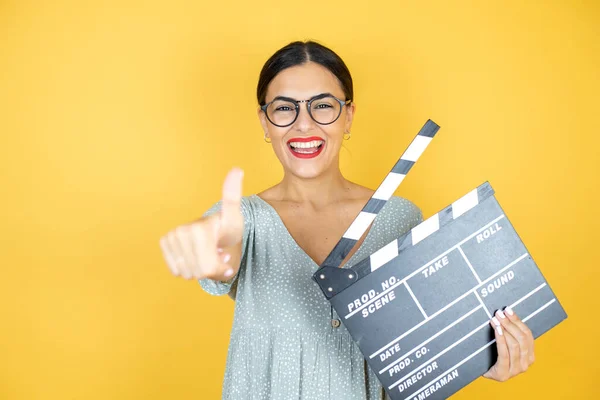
267, 125, 290, 139
324, 123, 345, 141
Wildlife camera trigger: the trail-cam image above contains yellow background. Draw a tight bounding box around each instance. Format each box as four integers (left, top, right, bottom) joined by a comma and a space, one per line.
1, 0, 598, 399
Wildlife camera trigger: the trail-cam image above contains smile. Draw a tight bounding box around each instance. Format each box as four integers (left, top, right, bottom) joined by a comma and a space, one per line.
287, 137, 325, 159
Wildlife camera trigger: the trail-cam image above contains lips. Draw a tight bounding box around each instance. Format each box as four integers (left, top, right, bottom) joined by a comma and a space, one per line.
287, 136, 325, 159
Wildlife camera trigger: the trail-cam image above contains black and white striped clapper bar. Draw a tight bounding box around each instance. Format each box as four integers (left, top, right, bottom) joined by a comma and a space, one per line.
313, 120, 567, 400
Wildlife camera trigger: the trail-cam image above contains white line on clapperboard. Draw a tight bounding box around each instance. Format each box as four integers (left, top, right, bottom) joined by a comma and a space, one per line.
378, 306, 483, 375
345, 214, 506, 320
458, 246, 492, 319
387, 282, 549, 390
401, 297, 557, 400
370, 252, 528, 361
379, 277, 547, 375
380, 278, 547, 376
405, 281, 428, 319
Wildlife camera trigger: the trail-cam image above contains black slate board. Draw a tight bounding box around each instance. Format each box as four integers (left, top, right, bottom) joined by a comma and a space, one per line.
325, 182, 567, 399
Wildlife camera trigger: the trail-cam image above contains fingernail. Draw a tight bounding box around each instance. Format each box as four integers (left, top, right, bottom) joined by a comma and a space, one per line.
497, 310, 506, 319
496, 326, 503, 336
505, 307, 514, 316
222, 253, 231, 263
224, 269, 234, 277
492, 317, 501, 327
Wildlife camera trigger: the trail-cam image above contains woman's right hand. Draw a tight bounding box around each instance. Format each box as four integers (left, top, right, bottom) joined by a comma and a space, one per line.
159, 168, 245, 281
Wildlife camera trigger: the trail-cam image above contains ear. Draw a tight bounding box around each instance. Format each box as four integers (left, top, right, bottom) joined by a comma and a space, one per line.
257, 107, 270, 141
344, 102, 356, 133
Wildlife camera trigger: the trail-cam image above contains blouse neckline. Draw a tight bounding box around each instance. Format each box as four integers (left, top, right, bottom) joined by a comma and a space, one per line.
250, 194, 377, 270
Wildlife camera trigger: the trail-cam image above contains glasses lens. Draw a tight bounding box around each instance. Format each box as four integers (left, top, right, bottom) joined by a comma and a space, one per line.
310, 95, 342, 124
267, 100, 297, 126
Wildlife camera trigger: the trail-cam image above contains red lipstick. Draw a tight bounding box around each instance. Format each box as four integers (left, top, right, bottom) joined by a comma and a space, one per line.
287, 136, 325, 159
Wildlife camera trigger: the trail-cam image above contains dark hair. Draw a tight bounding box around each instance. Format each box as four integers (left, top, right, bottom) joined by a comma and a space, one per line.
256, 40, 353, 106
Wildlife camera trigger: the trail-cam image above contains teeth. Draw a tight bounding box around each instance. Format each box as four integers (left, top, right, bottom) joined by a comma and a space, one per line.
289, 140, 324, 149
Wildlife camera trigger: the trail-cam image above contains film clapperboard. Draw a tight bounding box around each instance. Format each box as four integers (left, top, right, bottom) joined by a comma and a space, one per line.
312, 120, 567, 400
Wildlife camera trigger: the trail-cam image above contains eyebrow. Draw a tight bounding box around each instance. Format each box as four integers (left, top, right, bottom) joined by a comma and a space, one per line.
271, 92, 334, 103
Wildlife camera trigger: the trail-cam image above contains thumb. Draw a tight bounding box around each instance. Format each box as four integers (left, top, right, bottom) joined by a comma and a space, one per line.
217, 167, 244, 247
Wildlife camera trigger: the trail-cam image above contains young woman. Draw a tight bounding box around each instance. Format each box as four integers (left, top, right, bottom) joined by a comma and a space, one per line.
159, 41, 535, 400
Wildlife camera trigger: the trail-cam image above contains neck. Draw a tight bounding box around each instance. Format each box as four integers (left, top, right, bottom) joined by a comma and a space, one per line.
277, 165, 351, 208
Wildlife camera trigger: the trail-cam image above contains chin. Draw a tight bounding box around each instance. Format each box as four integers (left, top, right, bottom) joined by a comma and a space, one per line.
274, 144, 339, 179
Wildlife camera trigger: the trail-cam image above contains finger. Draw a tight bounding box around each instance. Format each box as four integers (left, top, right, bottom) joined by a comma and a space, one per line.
190, 217, 220, 279
175, 225, 200, 279
504, 307, 535, 365
496, 310, 530, 372
159, 236, 179, 276
218, 168, 244, 247
495, 313, 524, 376
484, 317, 510, 381
167, 230, 192, 279
191, 217, 236, 280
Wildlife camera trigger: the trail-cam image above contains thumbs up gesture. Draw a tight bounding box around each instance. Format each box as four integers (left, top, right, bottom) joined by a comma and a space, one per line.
159, 168, 245, 281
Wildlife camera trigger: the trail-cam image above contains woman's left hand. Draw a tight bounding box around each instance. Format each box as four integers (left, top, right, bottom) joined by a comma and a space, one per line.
483, 307, 535, 382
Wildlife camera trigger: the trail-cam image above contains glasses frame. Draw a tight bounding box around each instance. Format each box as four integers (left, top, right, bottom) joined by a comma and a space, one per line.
260, 93, 352, 128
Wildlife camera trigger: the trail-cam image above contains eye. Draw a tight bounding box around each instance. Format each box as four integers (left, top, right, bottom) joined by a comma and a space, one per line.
314, 103, 333, 109
271, 101, 296, 112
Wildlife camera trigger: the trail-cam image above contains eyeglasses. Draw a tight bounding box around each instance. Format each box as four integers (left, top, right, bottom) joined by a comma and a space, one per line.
260, 93, 352, 128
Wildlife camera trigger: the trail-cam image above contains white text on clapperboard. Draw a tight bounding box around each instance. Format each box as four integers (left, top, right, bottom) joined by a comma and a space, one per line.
347, 277, 400, 318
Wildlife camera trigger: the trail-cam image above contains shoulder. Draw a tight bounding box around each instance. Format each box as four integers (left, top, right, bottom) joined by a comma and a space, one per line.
385, 196, 422, 216
201, 195, 271, 221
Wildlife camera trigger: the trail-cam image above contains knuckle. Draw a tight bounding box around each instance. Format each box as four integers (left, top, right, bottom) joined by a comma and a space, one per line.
175, 225, 188, 237
191, 220, 206, 232
167, 230, 178, 244
511, 329, 522, 340
192, 221, 212, 241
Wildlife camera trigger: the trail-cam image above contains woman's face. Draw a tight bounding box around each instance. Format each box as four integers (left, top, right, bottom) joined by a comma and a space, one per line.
258, 61, 355, 179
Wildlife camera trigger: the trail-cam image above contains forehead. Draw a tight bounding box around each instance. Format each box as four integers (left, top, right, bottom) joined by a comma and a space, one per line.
265, 61, 345, 101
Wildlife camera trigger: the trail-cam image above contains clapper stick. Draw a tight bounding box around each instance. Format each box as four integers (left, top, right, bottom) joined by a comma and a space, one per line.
313, 119, 440, 297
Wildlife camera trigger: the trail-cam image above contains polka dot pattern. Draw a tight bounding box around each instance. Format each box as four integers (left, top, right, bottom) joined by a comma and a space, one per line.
200, 195, 423, 400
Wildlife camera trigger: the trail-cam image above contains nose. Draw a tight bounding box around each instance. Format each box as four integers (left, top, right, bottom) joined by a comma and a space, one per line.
294, 103, 317, 132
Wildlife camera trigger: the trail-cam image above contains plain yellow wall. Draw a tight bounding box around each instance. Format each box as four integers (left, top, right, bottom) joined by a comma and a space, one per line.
1, 1, 598, 399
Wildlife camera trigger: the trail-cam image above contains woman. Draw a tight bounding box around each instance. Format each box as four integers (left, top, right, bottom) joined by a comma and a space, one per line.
159, 41, 535, 400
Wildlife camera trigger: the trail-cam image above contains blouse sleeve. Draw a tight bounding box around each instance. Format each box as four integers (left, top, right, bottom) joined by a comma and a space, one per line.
409, 199, 424, 227
389, 196, 424, 237
198, 196, 254, 296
